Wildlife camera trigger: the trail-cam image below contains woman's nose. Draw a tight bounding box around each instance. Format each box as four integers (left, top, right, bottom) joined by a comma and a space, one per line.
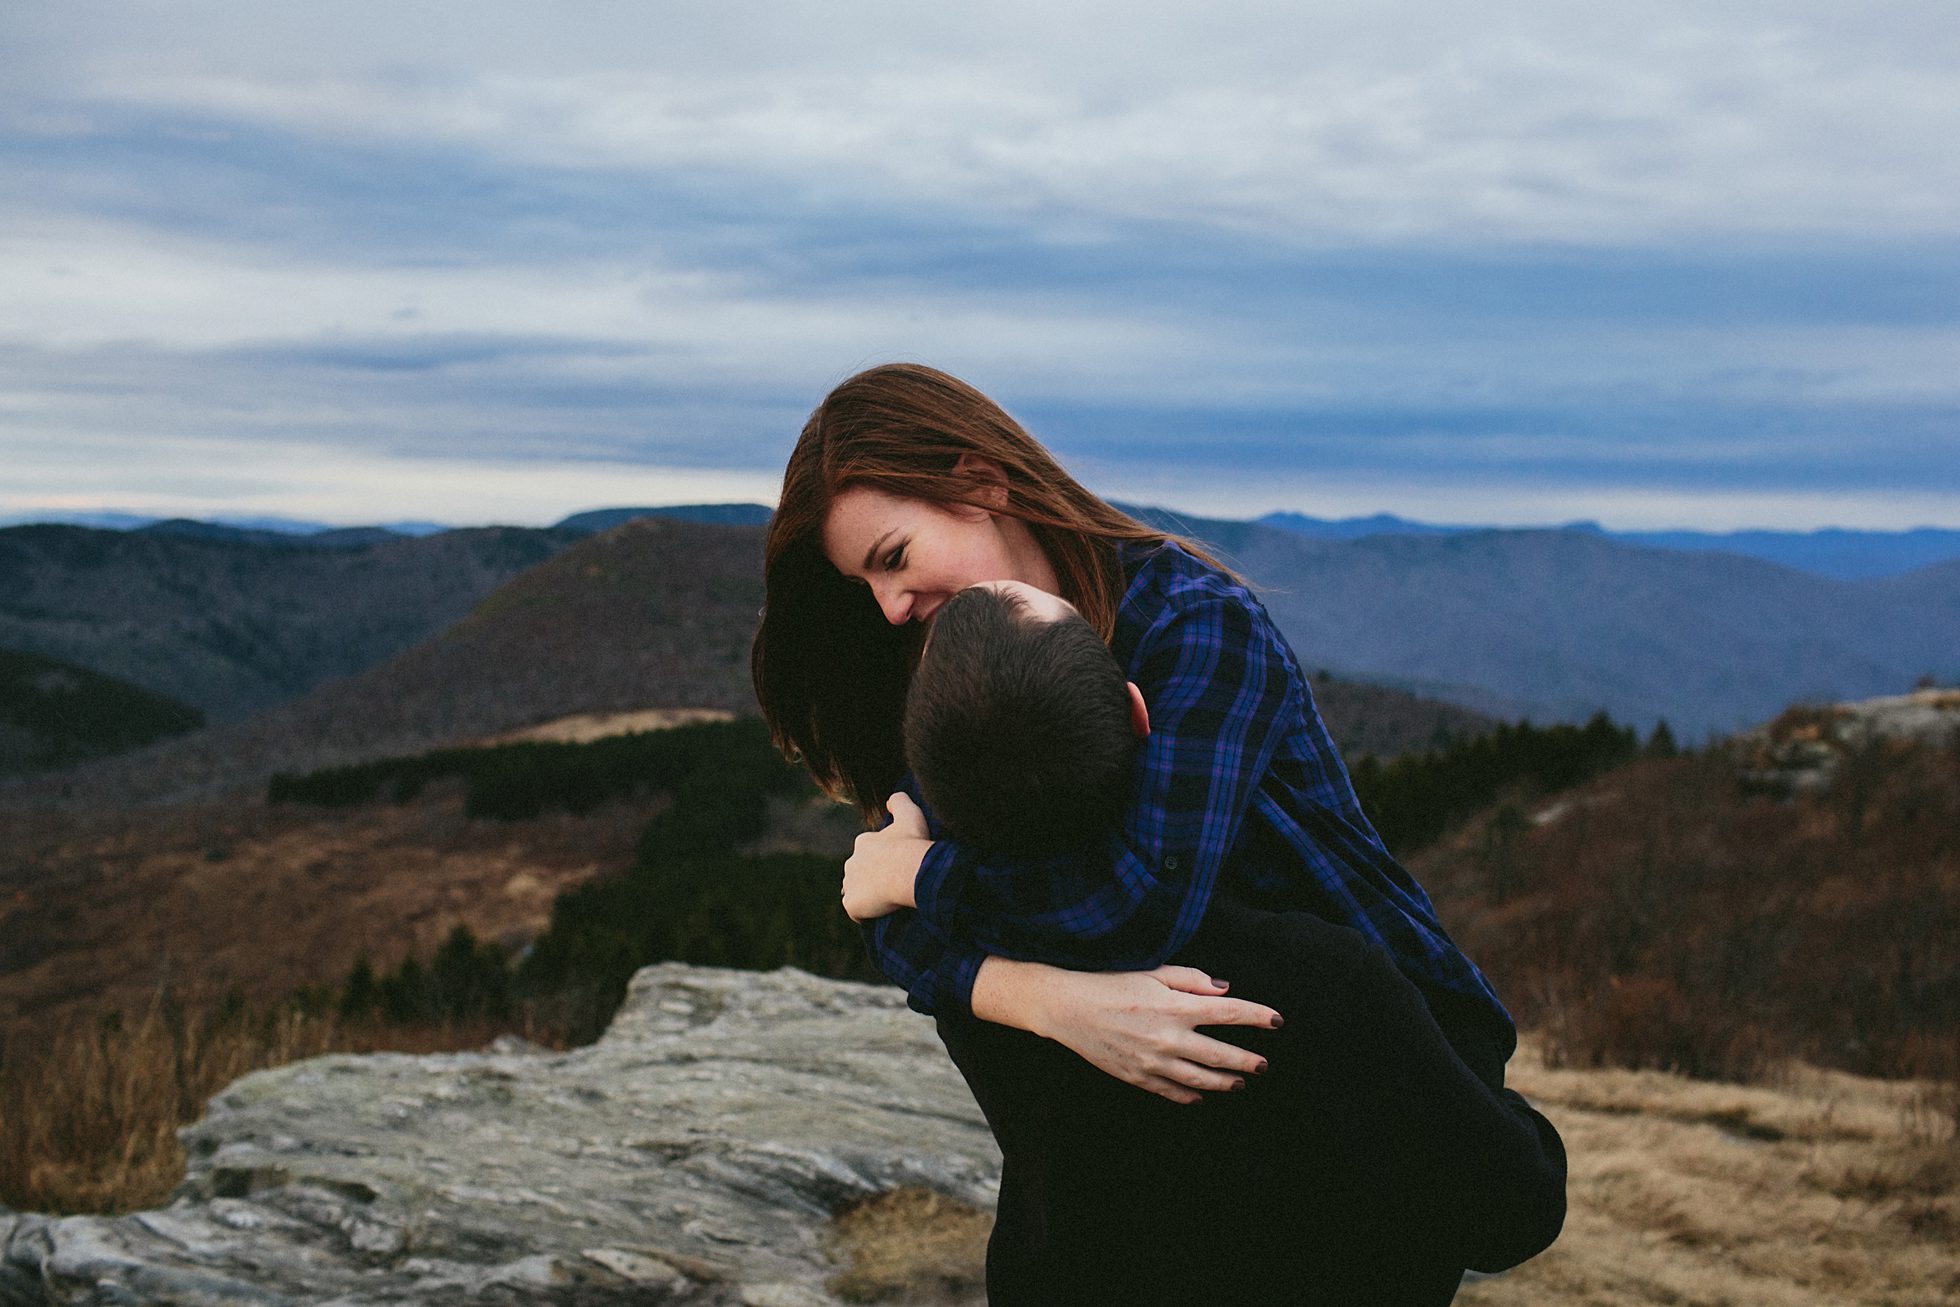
872, 580, 912, 625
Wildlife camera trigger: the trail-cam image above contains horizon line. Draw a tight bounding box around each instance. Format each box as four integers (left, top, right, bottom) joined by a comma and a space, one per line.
6, 504, 1960, 539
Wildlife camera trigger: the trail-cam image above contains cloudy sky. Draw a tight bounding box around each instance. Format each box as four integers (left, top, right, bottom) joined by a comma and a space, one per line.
3, 1, 1956, 529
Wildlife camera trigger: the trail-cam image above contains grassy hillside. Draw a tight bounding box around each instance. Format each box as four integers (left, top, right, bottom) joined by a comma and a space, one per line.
9, 698, 1956, 1302
1414, 726, 1960, 1082
0, 715, 861, 1052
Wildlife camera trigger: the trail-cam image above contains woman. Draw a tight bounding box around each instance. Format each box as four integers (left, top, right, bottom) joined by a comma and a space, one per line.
752, 364, 1564, 1305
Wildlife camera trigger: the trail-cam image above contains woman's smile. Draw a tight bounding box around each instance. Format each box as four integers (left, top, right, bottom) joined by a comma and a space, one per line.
820, 483, 1061, 626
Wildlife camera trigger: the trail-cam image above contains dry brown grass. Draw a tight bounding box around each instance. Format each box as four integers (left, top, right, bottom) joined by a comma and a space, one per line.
824, 1187, 992, 1304
1455, 1039, 1960, 1307
477, 708, 735, 746
820, 1039, 1959, 1307
10, 1003, 1954, 1305
0, 991, 560, 1214
0, 787, 658, 1050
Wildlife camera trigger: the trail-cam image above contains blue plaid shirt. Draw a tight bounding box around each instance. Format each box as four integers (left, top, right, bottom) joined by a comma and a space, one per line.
862, 539, 1514, 1052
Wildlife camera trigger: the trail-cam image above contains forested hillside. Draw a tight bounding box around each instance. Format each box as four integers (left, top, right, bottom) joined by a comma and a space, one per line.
0, 649, 203, 776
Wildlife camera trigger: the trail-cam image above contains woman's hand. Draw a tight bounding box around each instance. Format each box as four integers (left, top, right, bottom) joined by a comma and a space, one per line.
972, 957, 1281, 1105
841, 792, 933, 922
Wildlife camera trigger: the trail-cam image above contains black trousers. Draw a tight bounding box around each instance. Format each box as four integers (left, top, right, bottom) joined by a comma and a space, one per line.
936, 901, 1566, 1306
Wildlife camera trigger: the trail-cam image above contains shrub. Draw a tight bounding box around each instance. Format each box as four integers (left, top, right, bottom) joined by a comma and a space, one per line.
1541, 973, 1772, 1082
338, 926, 513, 1027
1421, 734, 1960, 1084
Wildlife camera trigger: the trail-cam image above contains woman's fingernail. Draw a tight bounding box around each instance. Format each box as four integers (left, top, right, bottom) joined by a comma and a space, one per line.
1230, 1079, 1245, 1092
1270, 1015, 1284, 1029
1212, 977, 1228, 990
1254, 1060, 1268, 1075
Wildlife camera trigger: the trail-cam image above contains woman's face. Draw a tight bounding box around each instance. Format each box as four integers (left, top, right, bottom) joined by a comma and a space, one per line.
821, 484, 1059, 626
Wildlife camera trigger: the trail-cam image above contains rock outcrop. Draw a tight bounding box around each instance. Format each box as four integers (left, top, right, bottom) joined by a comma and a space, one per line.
0, 965, 1001, 1306
1736, 687, 1960, 796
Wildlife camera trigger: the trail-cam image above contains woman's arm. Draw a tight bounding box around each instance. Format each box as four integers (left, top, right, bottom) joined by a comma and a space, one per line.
970, 955, 1279, 1105
859, 854, 1280, 1103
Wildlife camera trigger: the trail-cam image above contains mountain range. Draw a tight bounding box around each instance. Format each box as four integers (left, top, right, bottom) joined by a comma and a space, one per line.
0, 523, 582, 721
1139, 507, 1953, 737
1253, 513, 1960, 580
0, 518, 1496, 806
8, 506, 1958, 580
1, 506, 1953, 808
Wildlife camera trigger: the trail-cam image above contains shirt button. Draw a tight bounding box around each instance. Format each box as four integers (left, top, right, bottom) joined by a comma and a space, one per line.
1164, 854, 1182, 871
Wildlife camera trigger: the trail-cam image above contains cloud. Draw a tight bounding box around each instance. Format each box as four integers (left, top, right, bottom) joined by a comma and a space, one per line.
0, 427, 783, 527
1, 1, 1956, 528
13, 2, 1956, 244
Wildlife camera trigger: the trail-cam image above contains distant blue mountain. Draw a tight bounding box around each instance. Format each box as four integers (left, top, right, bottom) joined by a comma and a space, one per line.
1256, 512, 1960, 580
1255, 511, 1475, 541
1606, 526, 1960, 581
8, 508, 1953, 760
137, 519, 325, 546
1, 511, 451, 539
14, 502, 1955, 580
167, 513, 451, 536
0, 510, 160, 531
135, 519, 418, 550
554, 504, 775, 533
1167, 511, 1959, 741
183, 513, 347, 535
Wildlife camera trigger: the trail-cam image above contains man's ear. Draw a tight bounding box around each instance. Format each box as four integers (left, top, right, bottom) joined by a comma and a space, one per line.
1126, 681, 1150, 738
952, 452, 1011, 511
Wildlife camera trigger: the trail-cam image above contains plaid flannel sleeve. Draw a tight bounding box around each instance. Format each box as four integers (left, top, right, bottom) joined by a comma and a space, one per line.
857, 908, 988, 1016
855, 776, 990, 1016
911, 590, 1302, 969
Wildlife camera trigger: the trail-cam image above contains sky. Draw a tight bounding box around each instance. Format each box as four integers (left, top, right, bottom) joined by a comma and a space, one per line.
2, 1, 1957, 531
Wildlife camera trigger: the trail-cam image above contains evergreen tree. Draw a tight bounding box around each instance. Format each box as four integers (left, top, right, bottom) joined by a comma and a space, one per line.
380, 956, 428, 1024
338, 956, 379, 1021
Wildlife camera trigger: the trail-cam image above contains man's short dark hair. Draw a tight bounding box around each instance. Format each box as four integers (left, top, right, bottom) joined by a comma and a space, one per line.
903, 585, 1137, 854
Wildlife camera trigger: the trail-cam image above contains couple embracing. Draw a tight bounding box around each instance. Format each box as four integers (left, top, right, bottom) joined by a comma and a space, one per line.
752, 363, 1566, 1306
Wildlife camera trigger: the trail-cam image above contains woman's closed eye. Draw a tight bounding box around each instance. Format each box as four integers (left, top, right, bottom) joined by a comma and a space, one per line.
883, 543, 907, 571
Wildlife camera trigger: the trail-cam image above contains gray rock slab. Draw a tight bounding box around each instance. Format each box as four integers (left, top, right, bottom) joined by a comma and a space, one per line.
3, 965, 1001, 1305
1736, 687, 1960, 796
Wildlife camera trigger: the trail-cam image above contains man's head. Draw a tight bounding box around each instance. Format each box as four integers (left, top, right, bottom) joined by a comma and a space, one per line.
904, 581, 1148, 854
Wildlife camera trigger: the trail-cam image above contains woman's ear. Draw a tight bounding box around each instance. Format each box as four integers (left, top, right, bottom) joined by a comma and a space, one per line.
952, 452, 1011, 511
1126, 682, 1151, 739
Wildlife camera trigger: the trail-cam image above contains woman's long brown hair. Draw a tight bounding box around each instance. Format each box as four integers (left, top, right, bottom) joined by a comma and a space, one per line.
752, 362, 1220, 822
